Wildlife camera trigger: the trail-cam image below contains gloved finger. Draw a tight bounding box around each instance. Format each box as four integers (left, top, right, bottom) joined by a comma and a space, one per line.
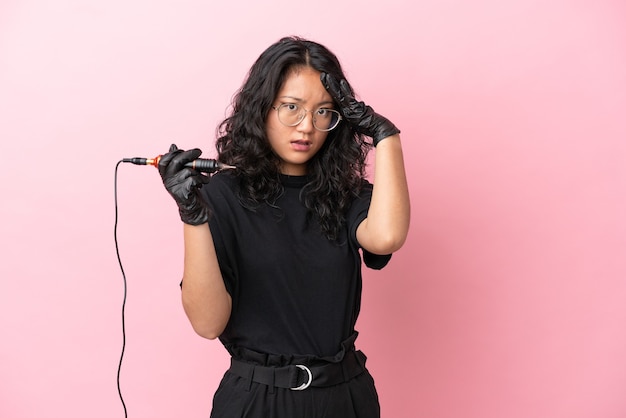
321, 73, 364, 119
185, 170, 210, 189
321, 73, 344, 104
164, 170, 197, 202
163, 148, 202, 177
170, 148, 202, 168
165, 168, 206, 195
158, 144, 182, 177
339, 79, 358, 105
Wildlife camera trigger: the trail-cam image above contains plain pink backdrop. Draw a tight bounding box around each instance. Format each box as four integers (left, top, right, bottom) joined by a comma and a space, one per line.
1, 1, 625, 417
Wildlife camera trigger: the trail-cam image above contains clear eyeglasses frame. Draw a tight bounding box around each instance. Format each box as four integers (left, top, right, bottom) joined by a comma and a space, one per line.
271, 103, 342, 132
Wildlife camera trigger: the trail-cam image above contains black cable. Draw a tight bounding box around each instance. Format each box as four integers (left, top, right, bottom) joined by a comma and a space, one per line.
114, 160, 128, 417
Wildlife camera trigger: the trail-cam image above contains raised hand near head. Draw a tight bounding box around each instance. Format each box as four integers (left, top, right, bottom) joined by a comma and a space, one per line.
320, 72, 400, 146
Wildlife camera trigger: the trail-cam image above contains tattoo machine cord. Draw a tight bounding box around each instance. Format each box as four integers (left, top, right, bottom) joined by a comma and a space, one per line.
114, 154, 233, 416
114, 160, 128, 418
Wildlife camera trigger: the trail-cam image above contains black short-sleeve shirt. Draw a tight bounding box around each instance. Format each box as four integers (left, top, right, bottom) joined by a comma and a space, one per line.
201, 171, 391, 358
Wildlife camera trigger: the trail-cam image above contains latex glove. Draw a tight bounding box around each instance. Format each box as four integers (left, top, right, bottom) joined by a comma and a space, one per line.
321, 72, 400, 146
158, 144, 211, 225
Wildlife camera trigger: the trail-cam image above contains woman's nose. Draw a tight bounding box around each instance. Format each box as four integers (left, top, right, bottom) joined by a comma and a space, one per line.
296, 110, 315, 132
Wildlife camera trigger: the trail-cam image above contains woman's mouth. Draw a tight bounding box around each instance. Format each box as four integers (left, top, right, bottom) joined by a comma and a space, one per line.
290, 140, 312, 151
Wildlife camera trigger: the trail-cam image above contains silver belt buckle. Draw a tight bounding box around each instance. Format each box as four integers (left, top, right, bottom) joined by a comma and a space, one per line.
290, 365, 313, 391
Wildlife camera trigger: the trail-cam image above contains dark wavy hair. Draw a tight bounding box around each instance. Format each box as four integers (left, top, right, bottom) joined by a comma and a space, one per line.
215, 36, 371, 241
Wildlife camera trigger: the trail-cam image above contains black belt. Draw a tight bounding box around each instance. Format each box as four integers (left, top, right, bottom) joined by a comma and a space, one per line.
228, 349, 367, 391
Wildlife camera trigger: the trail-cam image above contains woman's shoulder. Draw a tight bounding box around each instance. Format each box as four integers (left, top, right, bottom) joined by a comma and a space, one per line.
356, 178, 373, 197
208, 169, 238, 187
201, 169, 239, 199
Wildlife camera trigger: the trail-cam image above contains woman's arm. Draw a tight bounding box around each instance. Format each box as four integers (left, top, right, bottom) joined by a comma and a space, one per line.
320, 73, 410, 255
356, 134, 410, 254
157, 144, 231, 340
181, 224, 232, 340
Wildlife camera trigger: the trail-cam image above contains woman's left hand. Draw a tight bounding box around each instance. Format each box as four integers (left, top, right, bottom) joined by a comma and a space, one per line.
321, 72, 400, 146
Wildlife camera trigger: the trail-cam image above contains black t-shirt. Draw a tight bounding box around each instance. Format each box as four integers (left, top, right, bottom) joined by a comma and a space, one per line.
201, 171, 391, 358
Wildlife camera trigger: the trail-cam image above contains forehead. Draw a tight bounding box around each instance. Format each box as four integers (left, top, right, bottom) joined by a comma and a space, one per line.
277, 67, 332, 104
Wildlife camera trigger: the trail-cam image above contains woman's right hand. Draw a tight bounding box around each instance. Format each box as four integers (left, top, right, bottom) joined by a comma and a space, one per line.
158, 143, 211, 225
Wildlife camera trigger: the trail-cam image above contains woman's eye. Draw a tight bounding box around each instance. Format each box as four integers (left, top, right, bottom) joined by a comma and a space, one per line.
285, 104, 299, 112
317, 108, 329, 117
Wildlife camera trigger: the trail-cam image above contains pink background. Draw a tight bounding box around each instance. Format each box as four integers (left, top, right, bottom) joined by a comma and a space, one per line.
1, 1, 625, 417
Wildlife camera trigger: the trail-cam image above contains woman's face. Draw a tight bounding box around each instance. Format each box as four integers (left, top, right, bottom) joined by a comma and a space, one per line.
266, 66, 333, 175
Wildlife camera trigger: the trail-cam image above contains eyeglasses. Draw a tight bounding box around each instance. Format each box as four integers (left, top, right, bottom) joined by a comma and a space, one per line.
271, 103, 342, 132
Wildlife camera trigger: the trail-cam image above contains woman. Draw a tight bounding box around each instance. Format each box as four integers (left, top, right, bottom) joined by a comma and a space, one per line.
158, 36, 410, 417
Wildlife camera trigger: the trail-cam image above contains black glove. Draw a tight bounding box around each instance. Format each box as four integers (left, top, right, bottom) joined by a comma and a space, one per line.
321, 72, 400, 146
158, 144, 211, 225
